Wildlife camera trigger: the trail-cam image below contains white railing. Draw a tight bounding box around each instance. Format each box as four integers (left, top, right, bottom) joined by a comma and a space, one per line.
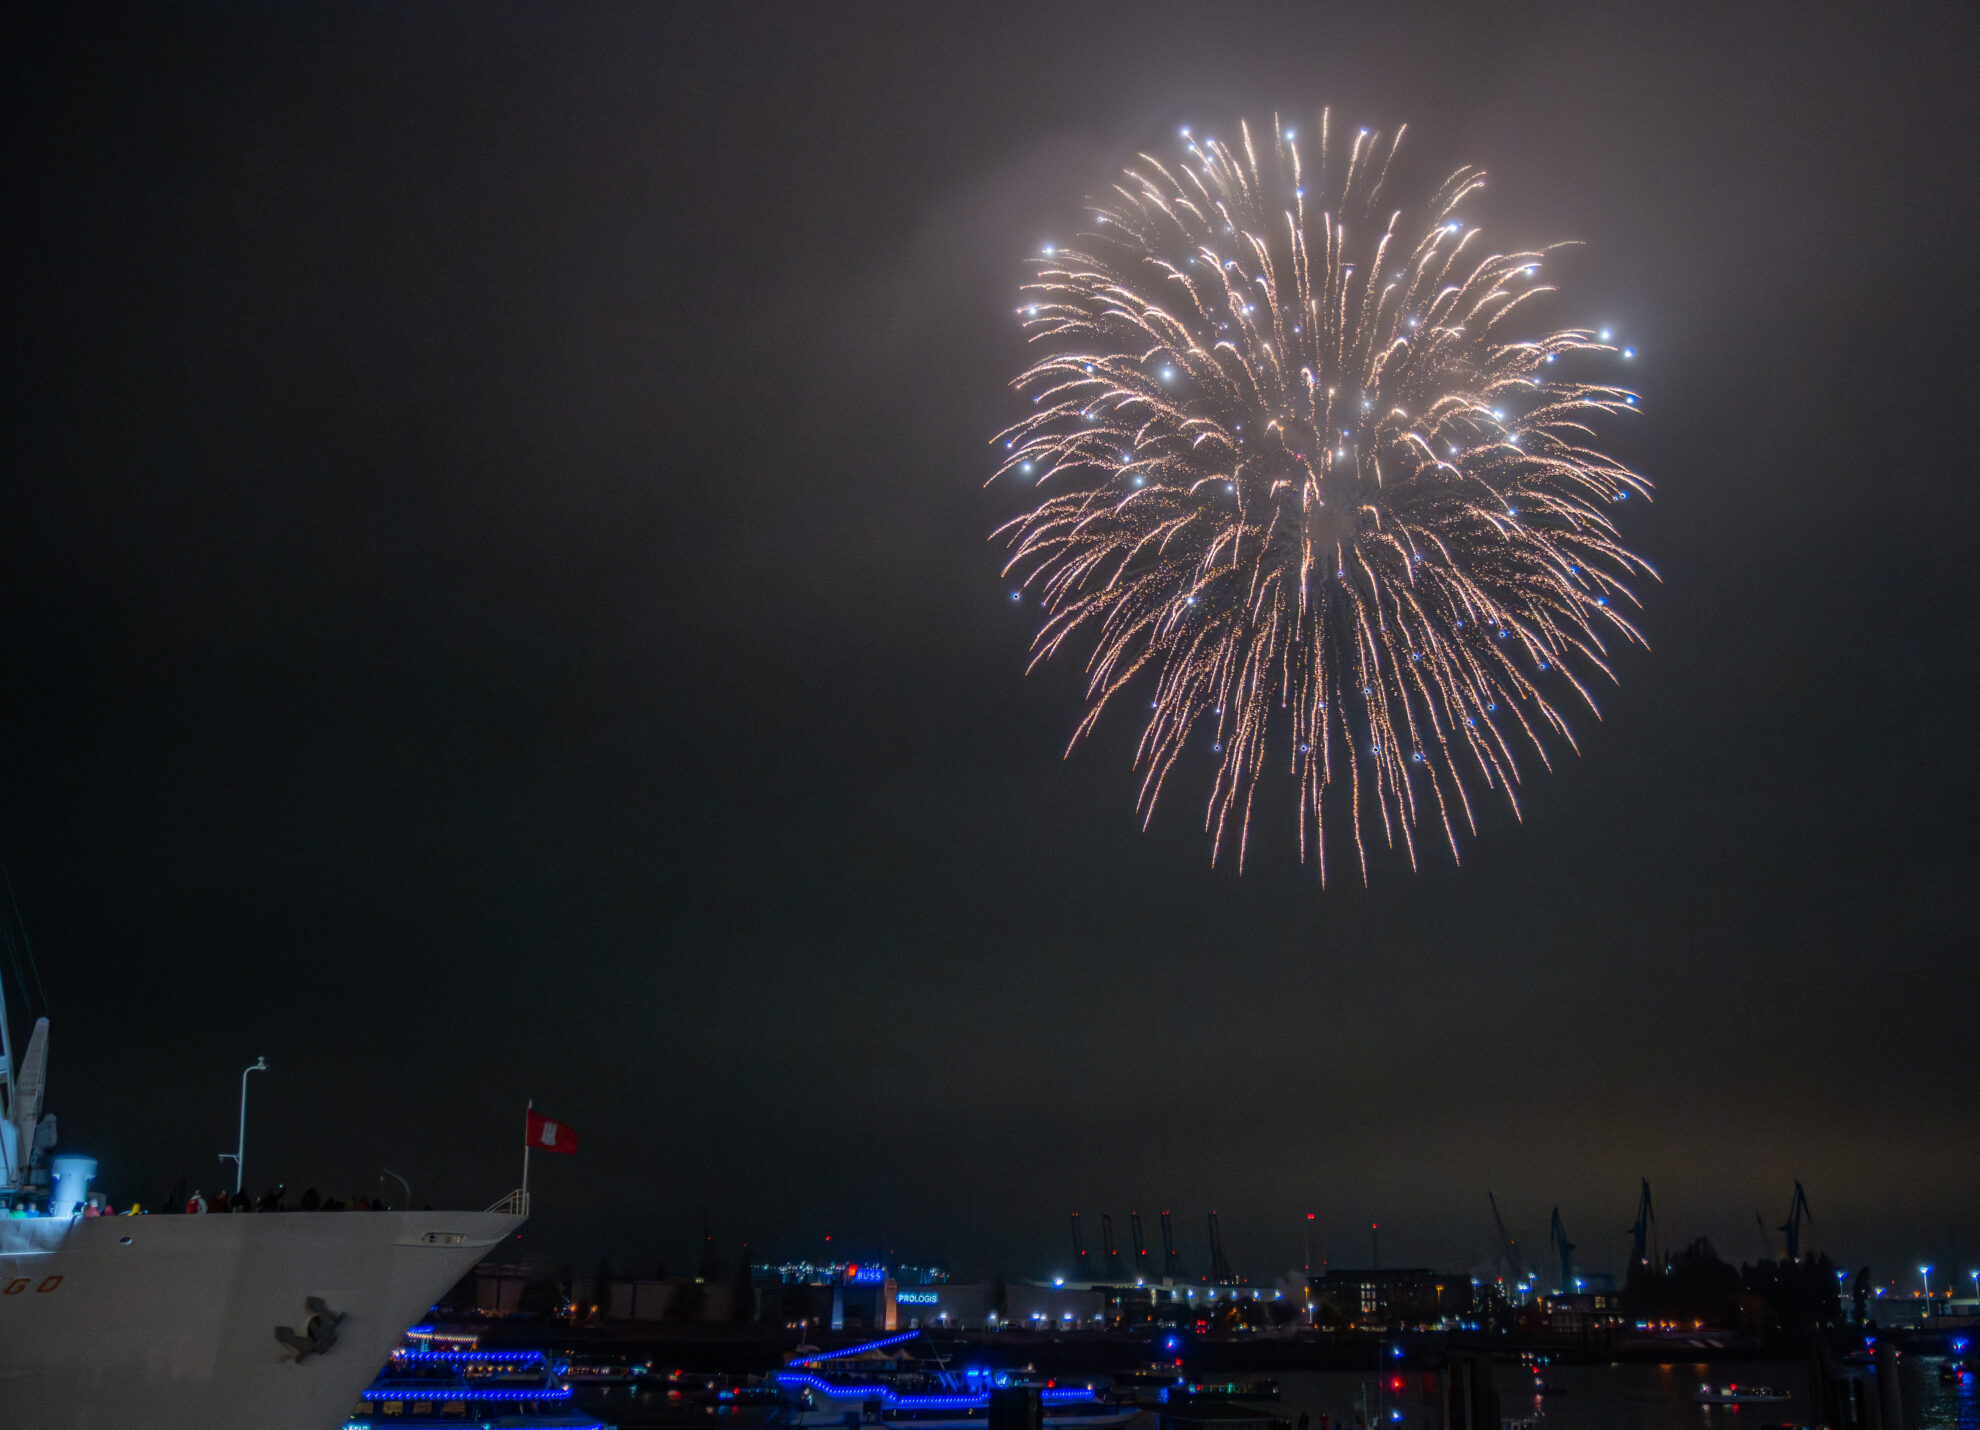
484, 1190, 530, 1216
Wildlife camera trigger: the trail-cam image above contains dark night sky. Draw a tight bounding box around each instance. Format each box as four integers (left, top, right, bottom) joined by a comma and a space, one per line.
3, 3, 1975, 1286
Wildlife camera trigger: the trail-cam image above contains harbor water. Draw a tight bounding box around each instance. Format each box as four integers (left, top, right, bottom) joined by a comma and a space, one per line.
1264, 1361, 1976, 1430
568, 1358, 1979, 1430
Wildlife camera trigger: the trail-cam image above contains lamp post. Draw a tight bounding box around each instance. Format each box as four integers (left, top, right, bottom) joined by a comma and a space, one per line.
217, 1057, 268, 1195
1920, 1265, 1932, 1304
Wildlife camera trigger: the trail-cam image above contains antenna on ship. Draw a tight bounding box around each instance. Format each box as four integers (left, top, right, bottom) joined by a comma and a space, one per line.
0, 907, 11, 1188
0, 862, 49, 1024
0, 861, 52, 1193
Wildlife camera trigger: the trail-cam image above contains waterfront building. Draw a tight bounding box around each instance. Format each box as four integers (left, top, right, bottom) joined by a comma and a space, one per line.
1538, 1290, 1627, 1331
1306, 1268, 1474, 1329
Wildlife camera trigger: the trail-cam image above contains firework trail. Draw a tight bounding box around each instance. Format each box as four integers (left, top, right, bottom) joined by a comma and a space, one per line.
992, 111, 1653, 881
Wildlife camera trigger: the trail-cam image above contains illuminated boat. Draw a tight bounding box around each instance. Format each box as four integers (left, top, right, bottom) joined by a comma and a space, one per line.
1160, 1377, 1281, 1403
1693, 1383, 1791, 1404
767, 1331, 1139, 1430
559, 1355, 648, 1385
341, 1328, 609, 1428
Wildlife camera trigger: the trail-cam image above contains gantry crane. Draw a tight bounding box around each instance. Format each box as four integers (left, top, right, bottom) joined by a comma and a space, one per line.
1549, 1207, 1576, 1295
1100, 1213, 1129, 1281
1208, 1211, 1235, 1284
1488, 1192, 1528, 1289
1779, 1181, 1812, 1263
1628, 1180, 1657, 1269
1160, 1210, 1183, 1280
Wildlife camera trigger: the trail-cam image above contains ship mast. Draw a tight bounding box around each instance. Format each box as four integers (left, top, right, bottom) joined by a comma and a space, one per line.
0, 906, 16, 1187
0, 863, 47, 1194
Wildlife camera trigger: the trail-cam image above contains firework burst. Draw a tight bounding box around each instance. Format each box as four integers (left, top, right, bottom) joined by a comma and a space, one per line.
992, 111, 1654, 881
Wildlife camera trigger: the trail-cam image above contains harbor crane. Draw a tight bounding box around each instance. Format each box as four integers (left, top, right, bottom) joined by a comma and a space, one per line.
1069, 1212, 1087, 1275
1488, 1192, 1528, 1288
1160, 1210, 1183, 1280
1628, 1180, 1657, 1269
1129, 1211, 1150, 1276
1206, 1211, 1231, 1283
1753, 1211, 1777, 1261
1100, 1213, 1129, 1281
1549, 1207, 1576, 1295
1779, 1181, 1812, 1262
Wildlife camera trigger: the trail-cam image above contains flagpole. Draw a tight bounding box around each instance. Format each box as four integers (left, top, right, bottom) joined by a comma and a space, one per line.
522, 1099, 532, 1202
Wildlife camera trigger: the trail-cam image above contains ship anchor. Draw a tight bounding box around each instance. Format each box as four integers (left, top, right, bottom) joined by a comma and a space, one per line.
274, 1296, 348, 1362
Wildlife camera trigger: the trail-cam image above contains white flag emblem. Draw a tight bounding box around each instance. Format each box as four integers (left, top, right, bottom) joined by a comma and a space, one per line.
539, 1120, 560, 1147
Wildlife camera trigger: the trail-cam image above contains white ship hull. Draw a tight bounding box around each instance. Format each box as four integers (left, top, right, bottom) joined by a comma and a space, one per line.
0, 1207, 522, 1429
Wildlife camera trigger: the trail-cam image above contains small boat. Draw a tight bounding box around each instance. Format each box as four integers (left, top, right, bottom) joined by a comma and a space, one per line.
1111, 1365, 1185, 1391
1695, 1383, 1791, 1404
561, 1356, 646, 1385
767, 1330, 1136, 1430
770, 1373, 1140, 1430
1162, 1378, 1281, 1403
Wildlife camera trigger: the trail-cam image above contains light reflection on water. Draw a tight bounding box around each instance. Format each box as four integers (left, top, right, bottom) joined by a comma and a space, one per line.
569, 1360, 1975, 1430
1267, 1360, 1975, 1430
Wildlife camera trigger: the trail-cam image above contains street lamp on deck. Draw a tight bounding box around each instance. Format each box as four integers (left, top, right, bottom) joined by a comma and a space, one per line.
217, 1057, 269, 1195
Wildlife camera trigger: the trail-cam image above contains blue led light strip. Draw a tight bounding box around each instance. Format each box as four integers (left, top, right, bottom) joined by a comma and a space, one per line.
794, 1329, 923, 1365
776, 1373, 891, 1398
361, 1385, 574, 1402
391, 1348, 546, 1366
345, 1420, 603, 1430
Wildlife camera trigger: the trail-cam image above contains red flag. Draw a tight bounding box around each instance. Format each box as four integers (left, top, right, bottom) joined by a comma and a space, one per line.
525, 1109, 579, 1155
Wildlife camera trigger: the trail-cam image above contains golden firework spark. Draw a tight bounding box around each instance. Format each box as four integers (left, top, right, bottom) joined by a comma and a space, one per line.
993, 111, 1654, 881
